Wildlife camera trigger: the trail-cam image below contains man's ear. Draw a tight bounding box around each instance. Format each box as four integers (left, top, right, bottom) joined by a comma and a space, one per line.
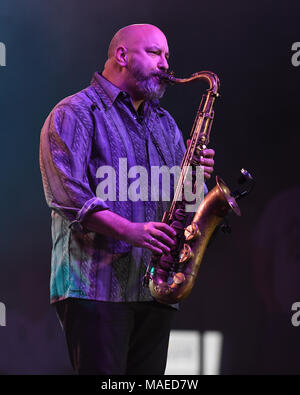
115, 46, 128, 67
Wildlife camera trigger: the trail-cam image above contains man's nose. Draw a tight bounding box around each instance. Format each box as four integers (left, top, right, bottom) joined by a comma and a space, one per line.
158, 55, 169, 72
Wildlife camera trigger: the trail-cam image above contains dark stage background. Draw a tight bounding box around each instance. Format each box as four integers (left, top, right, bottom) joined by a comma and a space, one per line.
0, 0, 299, 374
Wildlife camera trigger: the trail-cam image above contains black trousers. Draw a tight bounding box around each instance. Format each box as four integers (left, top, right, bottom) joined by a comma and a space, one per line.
55, 298, 176, 375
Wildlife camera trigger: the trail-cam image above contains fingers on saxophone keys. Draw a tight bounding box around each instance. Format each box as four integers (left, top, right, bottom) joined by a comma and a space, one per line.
200, 157, 214, 167
201, 148, 215, 158
202, 165, 214, 174
154, 222, 177, 238
146, 237, 170, 255
146, 223, 176, 254
154, 229, 176, 248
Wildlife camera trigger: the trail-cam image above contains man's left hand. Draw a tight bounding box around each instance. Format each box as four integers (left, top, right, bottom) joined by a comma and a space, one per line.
187, 139, 215, 180
199, 148, 215, 180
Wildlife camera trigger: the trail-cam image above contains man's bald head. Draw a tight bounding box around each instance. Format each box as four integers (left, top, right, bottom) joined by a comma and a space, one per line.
102, 23, 169, 106
107, 24, 167, 59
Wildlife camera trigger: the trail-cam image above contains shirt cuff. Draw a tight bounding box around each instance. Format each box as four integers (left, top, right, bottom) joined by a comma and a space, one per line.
69, 197, 109, 232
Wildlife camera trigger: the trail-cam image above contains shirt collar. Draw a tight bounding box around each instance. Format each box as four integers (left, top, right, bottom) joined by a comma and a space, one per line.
91, 71, 122, 108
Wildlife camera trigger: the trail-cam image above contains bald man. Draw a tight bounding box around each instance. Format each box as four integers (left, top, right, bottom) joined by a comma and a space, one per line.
40, 24, 215, 374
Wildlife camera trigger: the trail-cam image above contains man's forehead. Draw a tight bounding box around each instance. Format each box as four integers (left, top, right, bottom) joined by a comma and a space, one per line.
124, 25, 169, 50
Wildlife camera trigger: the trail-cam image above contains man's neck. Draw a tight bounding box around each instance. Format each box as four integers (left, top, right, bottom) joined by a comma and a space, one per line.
132, 98, 144, 111
102, 69, 144, 111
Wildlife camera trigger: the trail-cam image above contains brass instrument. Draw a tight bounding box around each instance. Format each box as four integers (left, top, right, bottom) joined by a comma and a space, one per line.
143, 71, 254, 305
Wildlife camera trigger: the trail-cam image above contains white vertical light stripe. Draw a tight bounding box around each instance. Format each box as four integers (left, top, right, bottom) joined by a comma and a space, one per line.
165, 330, 200, 375
166, 330, 223, 375
203, 331, 223, 375
0, 302, 6, 326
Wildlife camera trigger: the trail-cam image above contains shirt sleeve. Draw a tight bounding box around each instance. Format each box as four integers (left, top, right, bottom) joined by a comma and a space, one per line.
39, 103, 109, 232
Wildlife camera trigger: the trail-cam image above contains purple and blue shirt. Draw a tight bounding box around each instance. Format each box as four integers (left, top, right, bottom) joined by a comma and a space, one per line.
40, 72, 195, 304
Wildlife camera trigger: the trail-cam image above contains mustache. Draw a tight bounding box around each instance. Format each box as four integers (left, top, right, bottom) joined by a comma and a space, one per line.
151, 71, 167, 78
150, 72, 169, 84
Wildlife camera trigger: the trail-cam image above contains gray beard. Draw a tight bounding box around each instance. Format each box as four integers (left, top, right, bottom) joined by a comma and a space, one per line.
128, 61, 166, 101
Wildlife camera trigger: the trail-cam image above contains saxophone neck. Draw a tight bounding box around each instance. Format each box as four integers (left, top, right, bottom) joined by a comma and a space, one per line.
159, 70, 220, 95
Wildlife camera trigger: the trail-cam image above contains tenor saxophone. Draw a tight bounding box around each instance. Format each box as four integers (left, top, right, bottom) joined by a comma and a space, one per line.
143, 71, 253, 305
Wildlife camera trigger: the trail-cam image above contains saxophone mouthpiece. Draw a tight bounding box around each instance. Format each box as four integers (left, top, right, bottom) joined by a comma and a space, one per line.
157, 71, 176, 84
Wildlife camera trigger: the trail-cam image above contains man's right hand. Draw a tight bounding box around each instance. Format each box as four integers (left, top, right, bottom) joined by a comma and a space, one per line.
82, 210, 176, 255
124, 222, 177, 255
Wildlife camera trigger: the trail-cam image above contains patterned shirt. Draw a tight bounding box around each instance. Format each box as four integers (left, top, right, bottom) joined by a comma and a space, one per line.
40, 72, 188, 304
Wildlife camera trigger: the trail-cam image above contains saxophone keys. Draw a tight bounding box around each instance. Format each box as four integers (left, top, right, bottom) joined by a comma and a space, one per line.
170, 272, 186, 290
174, 208, 187, 221
184, 223, 200, 241
179, 243, 193, 263
154, 283, 171, 295
173, 272, 185, 284
195, 146, 202, 156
